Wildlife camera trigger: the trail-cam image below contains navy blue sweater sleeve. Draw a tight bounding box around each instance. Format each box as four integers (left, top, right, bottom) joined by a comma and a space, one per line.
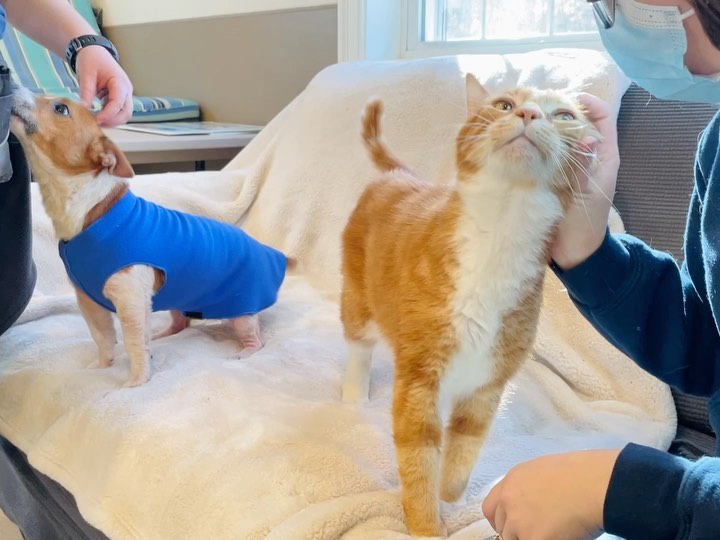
553, 222, 720, 396
553, 110, 720, 396
604, 444, 720, 539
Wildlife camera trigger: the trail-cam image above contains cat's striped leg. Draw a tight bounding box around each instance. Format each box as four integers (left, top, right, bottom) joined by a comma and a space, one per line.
440, 281, 542, 503
440, 384, 503, 503
340, 285, 376, 403
393, 372, 446, 537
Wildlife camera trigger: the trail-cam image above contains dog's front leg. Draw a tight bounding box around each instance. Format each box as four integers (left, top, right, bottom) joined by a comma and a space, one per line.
74, 285, 117, 368
103, 265, 155, 387
232, 314, 264, 358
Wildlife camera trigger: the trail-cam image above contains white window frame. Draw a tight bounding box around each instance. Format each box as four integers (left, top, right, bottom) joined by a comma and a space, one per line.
404, 0, 604, 57
338, 0, 604, 62
338, 0, 403, 62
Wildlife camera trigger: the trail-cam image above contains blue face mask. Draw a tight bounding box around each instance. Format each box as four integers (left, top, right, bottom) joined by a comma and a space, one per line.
596, 0, 720, 103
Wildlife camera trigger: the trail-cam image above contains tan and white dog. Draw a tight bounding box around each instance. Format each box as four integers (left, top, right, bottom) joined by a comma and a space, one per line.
10, 88, 290, 387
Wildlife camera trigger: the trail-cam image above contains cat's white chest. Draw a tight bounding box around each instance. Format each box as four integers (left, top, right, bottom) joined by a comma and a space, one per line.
439, 188, 561, 407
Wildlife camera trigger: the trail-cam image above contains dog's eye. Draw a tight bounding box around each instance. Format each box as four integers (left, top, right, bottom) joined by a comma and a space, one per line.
553, 110, 576, 121
53, 103, 70, 117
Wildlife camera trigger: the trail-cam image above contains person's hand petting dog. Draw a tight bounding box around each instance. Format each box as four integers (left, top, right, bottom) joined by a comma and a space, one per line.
76, 45, 133, 127
3, 0, 133, 127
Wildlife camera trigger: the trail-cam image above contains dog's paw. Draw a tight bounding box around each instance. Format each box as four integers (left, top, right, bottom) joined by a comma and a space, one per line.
89, 356, 114, 369
122, 373, 149, 388
237, 346, 262, 359
98, 356, 114, 368
151, 330, 168, 341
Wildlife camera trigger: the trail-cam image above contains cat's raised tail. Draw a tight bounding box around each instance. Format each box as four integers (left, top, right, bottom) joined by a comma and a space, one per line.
362, 99, 411, 174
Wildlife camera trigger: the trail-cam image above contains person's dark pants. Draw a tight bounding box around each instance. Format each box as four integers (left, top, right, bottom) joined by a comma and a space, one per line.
0, 135, 35, 336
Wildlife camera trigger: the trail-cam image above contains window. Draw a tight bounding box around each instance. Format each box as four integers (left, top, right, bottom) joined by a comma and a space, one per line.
404, 0, 601, 57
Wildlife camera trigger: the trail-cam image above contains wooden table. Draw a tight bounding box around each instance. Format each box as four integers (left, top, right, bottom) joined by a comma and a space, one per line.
103, 127, 257, 170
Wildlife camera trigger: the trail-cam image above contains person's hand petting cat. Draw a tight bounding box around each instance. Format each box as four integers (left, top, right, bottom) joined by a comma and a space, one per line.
481, 449, 620, 540
550, 93, 620, 270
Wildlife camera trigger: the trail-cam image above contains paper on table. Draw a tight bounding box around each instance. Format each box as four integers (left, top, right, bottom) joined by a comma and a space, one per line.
116, 121, 264, 136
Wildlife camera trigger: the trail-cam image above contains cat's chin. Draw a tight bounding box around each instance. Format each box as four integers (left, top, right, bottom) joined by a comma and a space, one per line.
483, 149, 555, 188
496, 137, 545, 170
503, 133, 539, 151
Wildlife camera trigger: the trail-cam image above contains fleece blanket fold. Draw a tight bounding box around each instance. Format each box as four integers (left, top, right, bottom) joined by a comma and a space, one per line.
0, 50, 673, 539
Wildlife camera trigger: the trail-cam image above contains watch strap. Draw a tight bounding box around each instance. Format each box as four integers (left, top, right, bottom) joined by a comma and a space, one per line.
65, 34, 119, 73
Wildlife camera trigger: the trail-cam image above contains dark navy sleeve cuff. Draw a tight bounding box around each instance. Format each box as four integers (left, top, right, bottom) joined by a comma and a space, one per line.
604, 443, 686, 539
552, 229, 635, 310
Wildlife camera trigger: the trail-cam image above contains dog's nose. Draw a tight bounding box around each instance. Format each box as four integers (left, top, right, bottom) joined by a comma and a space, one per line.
11, 85, 36, 111
9, 86, 39, 135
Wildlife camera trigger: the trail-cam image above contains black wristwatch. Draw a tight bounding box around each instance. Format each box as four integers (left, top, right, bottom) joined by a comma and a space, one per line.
65, 34, 119, 74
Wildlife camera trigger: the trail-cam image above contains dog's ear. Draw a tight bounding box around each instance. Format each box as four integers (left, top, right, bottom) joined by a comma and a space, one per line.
95, 137, 134, 178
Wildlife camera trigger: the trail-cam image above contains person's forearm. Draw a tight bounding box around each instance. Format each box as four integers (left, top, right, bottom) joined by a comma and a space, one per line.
2, 0, 97, 58
605, 444, 720, 539
554, 226, 720, 396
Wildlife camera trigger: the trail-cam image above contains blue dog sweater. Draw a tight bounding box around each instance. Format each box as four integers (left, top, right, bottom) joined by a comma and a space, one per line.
59, 191, 287, 319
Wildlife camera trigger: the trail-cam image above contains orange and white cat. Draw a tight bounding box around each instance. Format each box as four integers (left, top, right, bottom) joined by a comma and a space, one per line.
340, 74, 599, 537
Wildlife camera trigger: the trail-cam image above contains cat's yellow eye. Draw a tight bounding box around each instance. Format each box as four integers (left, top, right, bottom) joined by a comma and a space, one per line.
493, 99, 514, 112
553, 110, 576, 121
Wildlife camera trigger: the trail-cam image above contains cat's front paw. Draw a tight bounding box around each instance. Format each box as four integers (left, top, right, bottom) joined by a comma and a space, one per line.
407, 520, 447, 538
440, 475, 468, 503
341, 380, 369, 403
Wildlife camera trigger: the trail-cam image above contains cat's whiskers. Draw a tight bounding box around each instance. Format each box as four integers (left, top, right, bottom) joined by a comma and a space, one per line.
569, 83, 593, 95
557, 133, 597, 151
443, 98, 474, 116
461, 122, 493, 132
558, 147, 593, 184
560, 123, 594, 132
549, 151, 577, 194
550, 151, 591, 225
556, 150, 612, 234
456, 133, 493, 143
559, 150, 612, 206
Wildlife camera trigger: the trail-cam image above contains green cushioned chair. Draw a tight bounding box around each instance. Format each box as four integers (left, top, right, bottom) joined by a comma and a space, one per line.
1, 0, 200, 122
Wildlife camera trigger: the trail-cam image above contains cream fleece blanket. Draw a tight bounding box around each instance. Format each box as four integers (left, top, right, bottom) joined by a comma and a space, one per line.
0, 50, 674, 540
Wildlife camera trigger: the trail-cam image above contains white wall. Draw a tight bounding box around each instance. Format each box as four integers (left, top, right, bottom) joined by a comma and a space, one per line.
92, 0, 337, 26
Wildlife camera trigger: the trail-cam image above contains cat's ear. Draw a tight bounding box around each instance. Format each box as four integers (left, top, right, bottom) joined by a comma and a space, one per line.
465, 73, 488, 116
